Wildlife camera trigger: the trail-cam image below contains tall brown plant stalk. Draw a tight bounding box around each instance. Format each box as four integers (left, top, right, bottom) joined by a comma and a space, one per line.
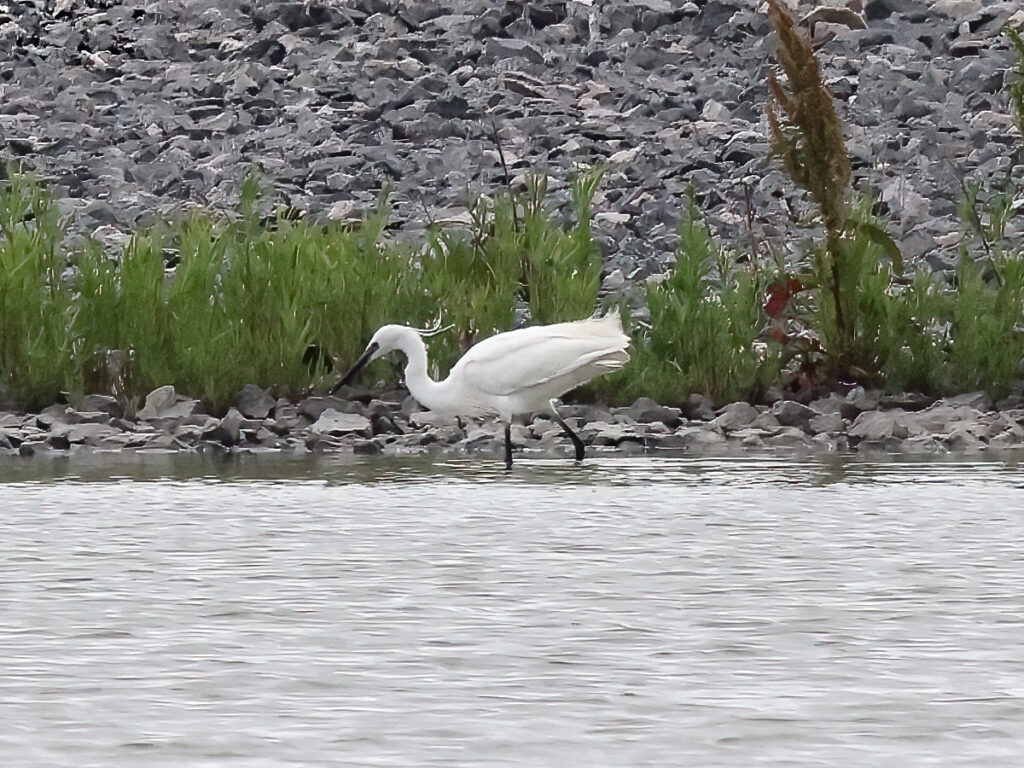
765, 0, 852, 349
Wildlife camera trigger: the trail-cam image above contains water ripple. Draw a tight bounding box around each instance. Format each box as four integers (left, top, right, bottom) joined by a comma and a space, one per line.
2, 456, 1024, 766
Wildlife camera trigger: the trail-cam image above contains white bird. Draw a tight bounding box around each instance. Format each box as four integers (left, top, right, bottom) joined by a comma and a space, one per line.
333, 311, 631, 468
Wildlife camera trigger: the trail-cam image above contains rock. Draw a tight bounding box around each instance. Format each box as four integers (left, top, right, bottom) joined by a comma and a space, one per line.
235, 384, 276, 419
938, 391, 992, 412
0, 413, 22, 428
802, 5, 867, 30
772, 400, 818, 429
353, 438, 384, 455
764, 426, 812, 448
929, 0, 983, 18
409, 411, 461, 428
482, 38, 544, 64
849, 411, 910, 442
808, 412, 845, 435
79, 394, 122, 417
420, 425, 465, 445
900, 404, 981, 436
646, 432, 689, 449
711, 402, 760, 431
137, 385, 200, 420
311, 409, 372, 436
65, 423, 119, 444
809, 394, 845, 414
299, 396, 363, 420
879, 392, 934, 411
202, 408, 245, 446
37, 404, 79, 429
137, 433, 182, 451
750, 412, 782, 431
841, 388, 882, 421
674, 426, 728, 449
579, 421, 643, 446
0, 0, 1006, 286
944, 426, 986, 452
687, 394, 716, 422
626, 397, 682, 427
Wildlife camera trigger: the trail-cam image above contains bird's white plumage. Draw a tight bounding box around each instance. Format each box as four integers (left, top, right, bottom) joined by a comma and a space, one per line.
361, 310, 630, 422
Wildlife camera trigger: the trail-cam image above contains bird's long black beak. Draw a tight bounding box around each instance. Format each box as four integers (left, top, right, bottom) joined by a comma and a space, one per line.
330, 342, 379, 394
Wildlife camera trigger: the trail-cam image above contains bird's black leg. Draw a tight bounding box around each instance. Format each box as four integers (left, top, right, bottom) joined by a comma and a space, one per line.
504, 422, 513, 470
549, 399, 585, 462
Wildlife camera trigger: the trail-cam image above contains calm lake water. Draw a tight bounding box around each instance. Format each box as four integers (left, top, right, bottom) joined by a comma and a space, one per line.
3, 452, 1024, 767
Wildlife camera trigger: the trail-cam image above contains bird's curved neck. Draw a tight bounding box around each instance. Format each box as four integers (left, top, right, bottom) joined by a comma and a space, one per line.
395, 330, 446, 409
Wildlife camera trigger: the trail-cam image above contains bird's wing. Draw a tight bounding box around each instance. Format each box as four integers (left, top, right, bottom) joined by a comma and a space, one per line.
453, 321, 629, 397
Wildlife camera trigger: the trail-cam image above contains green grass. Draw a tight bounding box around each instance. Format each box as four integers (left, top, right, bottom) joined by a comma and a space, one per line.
0, 177, 77, 408
0, 168, 613, 412
1, 164, 1023, 414
607, 191, 778, 406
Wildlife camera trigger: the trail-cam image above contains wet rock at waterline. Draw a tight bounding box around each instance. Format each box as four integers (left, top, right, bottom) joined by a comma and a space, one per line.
4, 387, 1024, 461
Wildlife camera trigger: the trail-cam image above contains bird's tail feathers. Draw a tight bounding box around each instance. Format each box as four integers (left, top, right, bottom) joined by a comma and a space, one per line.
588, 305, 628, 336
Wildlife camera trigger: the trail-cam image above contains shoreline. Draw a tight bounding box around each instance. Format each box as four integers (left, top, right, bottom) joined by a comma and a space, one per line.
3, 384, 1023, 463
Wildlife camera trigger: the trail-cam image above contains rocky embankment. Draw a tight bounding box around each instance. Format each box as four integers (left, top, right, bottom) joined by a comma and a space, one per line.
1, 0, 1023, 280
3, 0, 1024, 463
3, 383, 1023, 460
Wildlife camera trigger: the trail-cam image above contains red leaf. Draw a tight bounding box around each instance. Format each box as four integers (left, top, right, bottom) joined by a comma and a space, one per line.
764, 276, 804, 318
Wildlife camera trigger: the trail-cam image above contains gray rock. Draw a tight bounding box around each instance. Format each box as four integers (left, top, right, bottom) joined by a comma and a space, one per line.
580, 421, 643, 446
626, 397, 682, 427
646, 432, 689, 449
235, 384, 277, 419
137, 385, 200, 420
202, 408, 245, 446
482, 38, 544, 64
844, 388, 883, 419
300, 396, 362, 420
764, 426, 812, 448
809, 394, 845, 414
944, 426, 986, 452
750, 412, 782, 431
808, 412, 845, 435
849, 411, 910, 442
64, 423, 119, 444
136, 433, 182, 451
879, 392, 935, 411
353, 438, 384, 455
674, 426, 728, 449
0, 413, 22, 428
687, 394, 716, 422
711, 402, 760, 431
79, 394, 122, 417
900, 404, 981, 436
772, 401, 818, 429
939, 391, 992, 412
311, 409, 372, 436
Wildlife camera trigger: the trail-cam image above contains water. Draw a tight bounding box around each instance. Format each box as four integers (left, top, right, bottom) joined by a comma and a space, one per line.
3, 453, 1024, 767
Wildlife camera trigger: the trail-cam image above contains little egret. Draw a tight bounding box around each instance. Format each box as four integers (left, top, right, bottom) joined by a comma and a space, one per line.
332, 311, 630, 468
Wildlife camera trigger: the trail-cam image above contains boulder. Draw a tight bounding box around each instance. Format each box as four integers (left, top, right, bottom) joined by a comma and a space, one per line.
626, 397, 683, 427
772, 400, 818, 429
849, 411, 910, 442
137, 385, 200, 420
711, 402, 759, 431
808, 412, 845, 435
311, 409, 372, 436
80, 394, 122, 417
235, 384, 277, 419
